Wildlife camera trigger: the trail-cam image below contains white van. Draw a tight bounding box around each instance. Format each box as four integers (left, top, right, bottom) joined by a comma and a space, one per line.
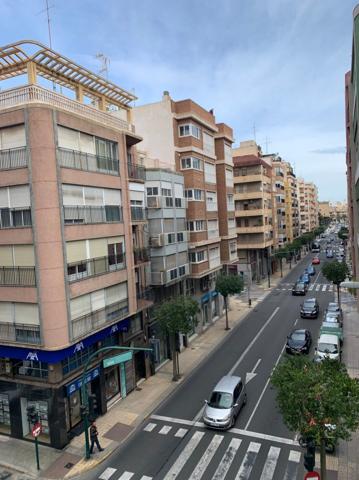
315, 333, 341, 362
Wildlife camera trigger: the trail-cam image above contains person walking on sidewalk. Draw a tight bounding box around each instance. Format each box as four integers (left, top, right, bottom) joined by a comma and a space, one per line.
89, 421, 104, 454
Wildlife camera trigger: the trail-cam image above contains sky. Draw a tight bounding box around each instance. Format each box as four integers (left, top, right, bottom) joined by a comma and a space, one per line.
1, 0, 357, 201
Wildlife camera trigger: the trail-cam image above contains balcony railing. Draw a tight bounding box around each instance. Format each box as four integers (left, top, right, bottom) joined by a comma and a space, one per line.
130, 206, 146, 221
0, 147, 27, 170
134, 247, 150, 265
58, 147, 119, 175
0, 267, 36, 286
70, 299, 129, 340
0, 322, 41, 344
67, 254, 126, 283
0, 207, 32, 229
0, 85, 133, 133
63, 205, 123, 224
127, 161, 146, 181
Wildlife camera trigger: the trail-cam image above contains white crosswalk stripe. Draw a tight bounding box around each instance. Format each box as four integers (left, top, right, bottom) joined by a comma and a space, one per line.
99, 467, 117, 480
283, 450, 301, 480
175, 428, 188, 438
159, 425, 172, 435
211, 438, 242, 480
308, 285, 314, 291
235, 441, 261, 480
322, 284, 327, 291
140, 476, 153, 480
315, 284, 320, 291
259, 446, 280, 480
163, 431, 205, 479
329, 285, 333, 292
189, 434, 224, 479
144, 422, 156, 432
118, 473, 134, 480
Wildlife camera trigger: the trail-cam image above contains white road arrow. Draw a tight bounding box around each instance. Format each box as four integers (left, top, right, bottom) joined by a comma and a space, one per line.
246, 358, 262, 384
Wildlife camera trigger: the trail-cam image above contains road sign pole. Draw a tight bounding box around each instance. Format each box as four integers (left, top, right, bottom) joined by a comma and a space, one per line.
35, 436, 40, 470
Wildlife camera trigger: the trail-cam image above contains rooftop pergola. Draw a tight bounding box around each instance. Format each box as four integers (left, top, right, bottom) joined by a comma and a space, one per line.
0, 40, 137, 110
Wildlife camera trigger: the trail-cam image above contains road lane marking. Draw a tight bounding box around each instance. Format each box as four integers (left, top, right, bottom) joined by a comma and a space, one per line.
140, 477, 152, 480
288, 450, 301, 462
259, 446, 280, 480
118, 473, 134, 480
149, 414, 299, 445
144, 423, 156, 432
211, 438, 242, 480
163, 431, 205, 480
189, 434, 224, 479
246, 358, 262, 384
294, 318, 298, 326
315, 284, 320, 291
283, 451, 301, 480
99, 468, 117, 480
308, 285, 314, 291
159, 425, 172, 435
235, 441, 261, 480
175, 428, 188, 438
322, 284, 327, 291
329, 285, 333, 292
313, 269, 321, 285
244, 344, 286, 430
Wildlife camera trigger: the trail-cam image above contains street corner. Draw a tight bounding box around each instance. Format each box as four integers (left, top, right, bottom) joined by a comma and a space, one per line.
64, 446, 116, 479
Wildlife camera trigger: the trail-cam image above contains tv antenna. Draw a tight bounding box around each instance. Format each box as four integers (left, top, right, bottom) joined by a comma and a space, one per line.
96, 53, 110, 79
264, 136, 272, 154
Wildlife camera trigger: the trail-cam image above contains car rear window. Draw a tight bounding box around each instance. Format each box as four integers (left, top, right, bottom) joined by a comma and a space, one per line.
208, 391, 233, 409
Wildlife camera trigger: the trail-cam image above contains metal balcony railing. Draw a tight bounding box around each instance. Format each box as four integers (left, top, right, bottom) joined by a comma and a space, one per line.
0, 207, 32, 229
0, 147, 27, 170
58, 147, 119, 175
130, 206, 146, 221
127, 161, 146, 180
63, 205, 123, 224
0, 322, 41, 344
70, 299, 129, 340
67, 254, 126, 283
0, 267, 36, 286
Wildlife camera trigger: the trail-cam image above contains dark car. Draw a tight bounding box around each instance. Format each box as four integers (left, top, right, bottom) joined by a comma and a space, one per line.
299, 273, 310, 286
307, 265, 315, 276
292, 282, 308, 296
300, 298, 320, 319
286, 329, 312, 354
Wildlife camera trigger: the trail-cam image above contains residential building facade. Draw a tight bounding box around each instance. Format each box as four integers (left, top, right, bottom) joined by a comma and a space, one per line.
297, 179, 319, 233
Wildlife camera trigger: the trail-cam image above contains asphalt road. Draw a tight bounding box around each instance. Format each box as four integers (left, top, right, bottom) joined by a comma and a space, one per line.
87, 245, 340, 480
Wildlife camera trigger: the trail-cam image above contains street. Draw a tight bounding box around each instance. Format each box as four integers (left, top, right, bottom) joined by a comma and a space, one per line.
85, 249, 339, 480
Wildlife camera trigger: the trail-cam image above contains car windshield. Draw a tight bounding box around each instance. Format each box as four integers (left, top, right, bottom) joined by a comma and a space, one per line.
208, 391, 233, 409
303, 300, 315, 308
322, 322, 340, 328
295, 283, 305, 288
327, 304, 339, 312
290, 332, 305, 341
325, 315, 338, 322
318, 343, 338, 354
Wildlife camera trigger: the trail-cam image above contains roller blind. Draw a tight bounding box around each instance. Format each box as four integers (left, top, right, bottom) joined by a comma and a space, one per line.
89, 238, 108, 258
0, 302, 13, 323
151, 256, 164, 271
161, 181, 172, 190
166, 254, 177, 269
79, 132, 96, 154
9, 185, 30, 208
84, 187, 103, 205
90, 289, 106, 311
0, 187, 8, 207
104, 188, 121, 205
149, 219, 161, 234
163, 219, 174, 233
62, 184, 84, 205
0, 125, 26, 149
130, 190, 144, 202
14, 303, 39, 325
0, 246, 13, 266
70, 294, 91, 320
174, 183, 183, 197
105, 282, 128, 305
13, 245, 35, 266
58, 126, 80, 150
204, 162, 216, 183
66, 241, 87, 263
177, 251, 188, 265
176, 218, 186, 231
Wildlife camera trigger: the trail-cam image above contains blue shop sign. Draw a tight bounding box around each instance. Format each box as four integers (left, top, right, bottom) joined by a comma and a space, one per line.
66, 367, 100, 396
201, 292, 210, 304
0, 317, 130, 363
211, 291, 218, 298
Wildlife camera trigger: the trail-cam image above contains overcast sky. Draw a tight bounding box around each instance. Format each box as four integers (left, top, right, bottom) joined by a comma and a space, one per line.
1, 0, 356, 201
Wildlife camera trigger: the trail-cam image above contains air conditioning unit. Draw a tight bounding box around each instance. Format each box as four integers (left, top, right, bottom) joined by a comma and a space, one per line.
147, 196, 161, 208
150, 234, 164, 247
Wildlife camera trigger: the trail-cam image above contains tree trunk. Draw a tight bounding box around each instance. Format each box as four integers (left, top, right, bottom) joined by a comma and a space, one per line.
280, 258, 283, 278
171, 333, 179, 381
320, 437, 327, 480
224, 296, 230, 330
337, 284, 341, 309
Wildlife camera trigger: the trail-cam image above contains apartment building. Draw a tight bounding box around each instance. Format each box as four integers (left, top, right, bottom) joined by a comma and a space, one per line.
319, 201, 348, 221
0, 41, 153, 448
297, 179, 319, 233
133, 93, 229, 327
232, 142, 274, 281
286, 164, 300, 242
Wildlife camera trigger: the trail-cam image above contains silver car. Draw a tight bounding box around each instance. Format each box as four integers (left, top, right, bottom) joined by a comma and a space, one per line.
203, 375, 247, 430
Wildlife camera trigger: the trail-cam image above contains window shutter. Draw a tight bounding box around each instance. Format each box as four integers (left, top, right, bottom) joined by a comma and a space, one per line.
58, 126, 80, 150
103, 188, 121, 205
70, 294, 91, 320
62, 185, 84, 205
0, 246, 13, 266
9, 185, 30, 208
0, 125, 26, 149
66, 241, 87, 263
14, 303, 39, 325
13, 245, 35, 266
0, 302, 13, 323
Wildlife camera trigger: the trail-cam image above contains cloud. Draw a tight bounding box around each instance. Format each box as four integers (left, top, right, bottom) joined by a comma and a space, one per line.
310, 147, 346, 154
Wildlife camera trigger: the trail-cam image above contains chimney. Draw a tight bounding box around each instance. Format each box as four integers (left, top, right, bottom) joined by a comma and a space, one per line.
163, 90, 170, 100
209, 108, 214, 115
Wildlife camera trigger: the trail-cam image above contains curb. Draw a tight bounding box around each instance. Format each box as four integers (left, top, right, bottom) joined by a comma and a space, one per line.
64, 445, 117, 479
0, 461, 37, 478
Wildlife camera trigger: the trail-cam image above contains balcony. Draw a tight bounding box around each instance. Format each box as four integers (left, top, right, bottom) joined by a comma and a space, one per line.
234, 191, 263, 200
0, 147, 27, 170
208, 228, 220, 239
0, 207, 32, 229
151, 265, 189, 285
58, 147, 119, 175
209, 256, 221, 269
134, 247, 150, 265
63, 205, 123, 224
0, 267, 36, 286
0, 85, 133, 133
70, 299, 129, 340
131, 206, 146, 222
234, 174, 263, 183
67, 254, 126, 283
236, 225, 266, 234
127, 161, 146, 181
0, 322, 41, 345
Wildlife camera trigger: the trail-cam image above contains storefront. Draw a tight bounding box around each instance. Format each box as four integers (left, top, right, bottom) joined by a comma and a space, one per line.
201, 292, 211, 326
148, 321, 170, 370
211, 291, 219, 320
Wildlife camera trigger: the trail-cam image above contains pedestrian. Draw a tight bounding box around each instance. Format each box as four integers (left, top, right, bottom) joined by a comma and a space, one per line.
89, 421, 104, 454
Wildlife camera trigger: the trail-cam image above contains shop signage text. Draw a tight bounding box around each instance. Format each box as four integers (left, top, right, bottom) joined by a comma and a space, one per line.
66, 367, 100, 396
103, 351, 133, 368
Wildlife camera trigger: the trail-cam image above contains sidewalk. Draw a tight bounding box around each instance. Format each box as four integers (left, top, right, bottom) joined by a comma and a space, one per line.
0, 259, 300, 479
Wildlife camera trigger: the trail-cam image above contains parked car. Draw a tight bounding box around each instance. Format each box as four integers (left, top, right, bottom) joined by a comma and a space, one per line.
292, 282, 308, 296
315, 333, 341, 362
312, 242, 320, 253
312, 256, 320, 265
319, 321, 343, 345
300, 298, 320, 319
326, 250, 334, 258
203, 375, 246, 430
324, 311, 343, 327
327, 302, 342, 318
286, 329, 312, 354
307, 265, 315, 276
299, 273, 311, 286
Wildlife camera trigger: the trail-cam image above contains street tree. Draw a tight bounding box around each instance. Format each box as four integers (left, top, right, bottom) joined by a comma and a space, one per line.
338, 226, 348, 241
215, 274, 244, 330
322, 260, 349, 308
156, 296, 199, 381
271, 356, 359, 480
275, 247, 289, 277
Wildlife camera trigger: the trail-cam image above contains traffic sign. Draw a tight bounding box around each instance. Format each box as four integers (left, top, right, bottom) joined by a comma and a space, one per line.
32, 422, 42, 438
304, 471, 320, 479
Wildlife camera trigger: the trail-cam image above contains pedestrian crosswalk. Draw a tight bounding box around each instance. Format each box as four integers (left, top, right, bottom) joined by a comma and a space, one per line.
277, 283, 333, 293
98, 425, 304, 480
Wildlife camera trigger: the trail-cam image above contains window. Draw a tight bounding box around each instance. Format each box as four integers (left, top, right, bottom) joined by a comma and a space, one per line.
165, 197, 173, 207
67, 262, 88, 280
206, 191, 218, 211
224, 144, 232, 164
177, 232, 184, 242
169, 268, 178, 280
181, 157, 202, 170
179, 124, 201, 139
15, 360, 48, 379
178, 265, 186, 276
108, 242, 124, 268
228, 217, 236, 229
175, 198, 183, 207
227, 194, 234, 211
187, 220, 205, 231
161, 188, 171, 197
147, 187, 158, 196
189, 250, 207, 263
204, 162, 216, 183
62, 344, 97, 375
185, 189, 203, 201
203, 132, 215, 156
225, 168, 234, 187
230, 242, 237, 254
167, 233, 176, 244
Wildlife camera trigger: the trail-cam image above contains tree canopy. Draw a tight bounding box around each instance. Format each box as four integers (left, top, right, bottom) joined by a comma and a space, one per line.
156, 296, 199, 336
322, 261, 349, 285
215, 274, 244, 298
338, 227, 349, 240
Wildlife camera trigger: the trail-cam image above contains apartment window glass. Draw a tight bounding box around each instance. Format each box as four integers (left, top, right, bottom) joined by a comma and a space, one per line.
181, 157, 202, 170
185, 189, 203, 201
189, 250, 207, 263
203, 132, 215, 157
178, 265, 186, 276
209, 247, 220, 260
187, 220, 205, 231
177, 232, 184, 242
147, 187, 158, 196
224, 144, 232, 164
179, 124, 201, 139
204, 162, 216, 184
207, 219, 219, 237
227, 194, 234, 210
206, 191, 217, 210
169, 268, 178, 280
167, 233, 176, 244
161, 188, 172, 197
228, 217, 236, 229
225, 168, 234, 187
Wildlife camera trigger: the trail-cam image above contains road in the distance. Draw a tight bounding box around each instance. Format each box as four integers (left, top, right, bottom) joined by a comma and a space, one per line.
87, 248, 336, 480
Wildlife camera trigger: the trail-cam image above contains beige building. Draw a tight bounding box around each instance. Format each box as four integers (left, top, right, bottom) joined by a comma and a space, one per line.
319, 201, 347, 220
298, 179, 319, 233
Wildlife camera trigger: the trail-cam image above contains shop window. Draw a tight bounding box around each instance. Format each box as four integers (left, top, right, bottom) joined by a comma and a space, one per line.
15, 360, 48, 379
0, 394, 10, 431
62, 344, 97, 376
